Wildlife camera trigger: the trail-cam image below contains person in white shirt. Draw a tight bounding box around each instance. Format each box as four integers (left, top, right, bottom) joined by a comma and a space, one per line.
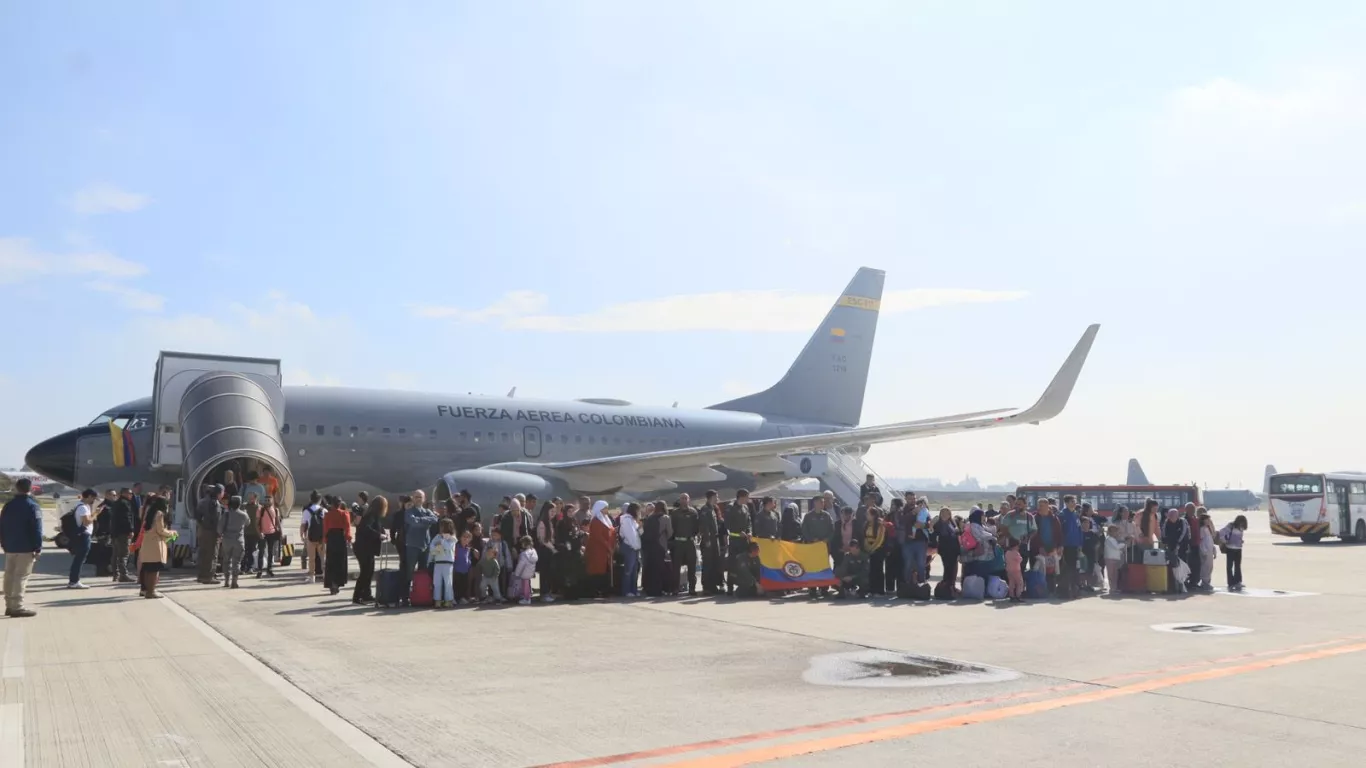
618, 502, 643, 597
68, 489, 98, 589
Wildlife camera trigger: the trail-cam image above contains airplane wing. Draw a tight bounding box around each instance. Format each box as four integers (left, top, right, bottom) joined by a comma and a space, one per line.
484, 324, 1099, 494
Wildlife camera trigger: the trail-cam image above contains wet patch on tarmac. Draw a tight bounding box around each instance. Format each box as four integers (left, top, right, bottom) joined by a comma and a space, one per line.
803, 649, 1020, 689
1152, 623, 1252, 636
1214, 587, 1317, 598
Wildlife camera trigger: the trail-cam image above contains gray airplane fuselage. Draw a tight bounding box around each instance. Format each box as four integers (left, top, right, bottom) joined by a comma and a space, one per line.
40, 387, 846, 511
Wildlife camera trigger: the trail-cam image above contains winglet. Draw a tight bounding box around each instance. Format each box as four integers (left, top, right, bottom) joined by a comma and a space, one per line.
1019, 324, 1100, 424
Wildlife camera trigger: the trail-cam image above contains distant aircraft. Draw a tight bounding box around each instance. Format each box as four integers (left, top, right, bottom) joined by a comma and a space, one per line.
0, 468, 68, 497
1125, 459, 1273, 510
26, 267, 1100, 516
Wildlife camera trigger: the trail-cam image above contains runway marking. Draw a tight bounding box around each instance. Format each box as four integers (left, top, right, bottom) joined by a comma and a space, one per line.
1, 626, 22, 678
531, 683, 1090, 768
159, 596, 412, 767
535, 635, 1366, 768
0, 704, 22, 767
658, 640, 1366, 768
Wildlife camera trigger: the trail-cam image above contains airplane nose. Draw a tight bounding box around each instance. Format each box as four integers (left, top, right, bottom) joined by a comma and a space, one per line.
25, 430, 78, 487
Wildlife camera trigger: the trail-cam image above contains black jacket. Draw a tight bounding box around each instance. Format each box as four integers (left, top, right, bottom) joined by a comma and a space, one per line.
354, 515, 384, 558
109, 498, 136, 537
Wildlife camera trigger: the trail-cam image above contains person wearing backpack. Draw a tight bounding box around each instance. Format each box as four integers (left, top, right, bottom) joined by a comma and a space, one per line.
63, 489, 99, 589
1, 477, 44, 617
300, 491, 327, 584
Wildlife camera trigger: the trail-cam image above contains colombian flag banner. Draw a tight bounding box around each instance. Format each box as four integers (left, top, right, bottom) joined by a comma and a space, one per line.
109, 422, 135, 467
757, 538, 837, 591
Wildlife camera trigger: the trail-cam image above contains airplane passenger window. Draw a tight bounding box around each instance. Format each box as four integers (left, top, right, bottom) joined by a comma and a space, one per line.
349, 427, 358, 437
398, 428, 406, 436
382, 428, 391, 436
315, 425, 325, 436
473, 433, 479, 442
487, 432, 494, 442
366, 427, 375, 436
501, 432, 509, 442
513, 432, 520, 442
459, 432, 466, 441
561, 435, 568, 444
282, 424, 291, 435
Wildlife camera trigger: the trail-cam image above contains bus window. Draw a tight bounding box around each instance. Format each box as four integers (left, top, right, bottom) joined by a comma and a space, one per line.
1270, 474, 1324, 494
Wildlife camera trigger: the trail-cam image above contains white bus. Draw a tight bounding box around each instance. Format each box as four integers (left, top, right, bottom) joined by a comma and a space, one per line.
1267, 471, 1366, 543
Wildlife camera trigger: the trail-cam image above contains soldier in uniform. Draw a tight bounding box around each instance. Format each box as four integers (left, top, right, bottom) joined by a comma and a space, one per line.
698, 490, 725, 596
669, 494, 700, 596
731, 538, 762, 598
724, 490, 753, 595
835, 541, 870, 598
753, 496, 780, 540
801, 496, 836, 597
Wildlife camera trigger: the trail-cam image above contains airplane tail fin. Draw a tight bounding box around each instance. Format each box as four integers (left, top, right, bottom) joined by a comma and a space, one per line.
708, 267, 885, 427
1127, 459, 1150, 485
1264, 464, 1277, 494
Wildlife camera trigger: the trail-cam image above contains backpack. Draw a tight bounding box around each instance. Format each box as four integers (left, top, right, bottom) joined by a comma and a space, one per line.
60, 510, 80, 544
958, 526, 978, 552
305, 505, 326, 542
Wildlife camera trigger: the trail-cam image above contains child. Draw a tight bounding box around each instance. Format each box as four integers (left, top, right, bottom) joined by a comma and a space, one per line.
732, 541, 762, 598
429, 518, 458, 608
453, 530, 475, 605
1004, 539, 1025, 602
1081, 516, 1103, 592
478, 531, 504, 604
1104, 524, 1125, 594
513, 535, 538, 605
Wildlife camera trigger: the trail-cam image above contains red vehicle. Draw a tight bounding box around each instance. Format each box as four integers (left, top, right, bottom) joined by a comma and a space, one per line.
1014, 484, 1202, 516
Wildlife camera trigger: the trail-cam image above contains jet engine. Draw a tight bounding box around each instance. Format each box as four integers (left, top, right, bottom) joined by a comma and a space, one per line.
435, 468, 559, 510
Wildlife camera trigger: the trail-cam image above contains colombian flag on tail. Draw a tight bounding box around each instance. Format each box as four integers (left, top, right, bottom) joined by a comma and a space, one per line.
109, 422, 135, 467
757, 538, 837, 591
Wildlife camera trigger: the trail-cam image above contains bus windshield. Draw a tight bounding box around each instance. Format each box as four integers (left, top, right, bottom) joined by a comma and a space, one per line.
1269, 474, 1324, 495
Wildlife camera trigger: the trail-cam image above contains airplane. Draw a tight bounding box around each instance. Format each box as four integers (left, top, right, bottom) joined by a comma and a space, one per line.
25, 267, 1100, 519
1126, 459, 1275, 510
0, 468, 60, 497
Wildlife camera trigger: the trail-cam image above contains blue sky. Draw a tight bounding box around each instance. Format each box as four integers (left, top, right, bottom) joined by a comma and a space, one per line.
3, 2, 1363, 489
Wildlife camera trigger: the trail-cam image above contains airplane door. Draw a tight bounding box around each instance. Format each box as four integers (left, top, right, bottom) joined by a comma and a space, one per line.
523, 426, 542, 459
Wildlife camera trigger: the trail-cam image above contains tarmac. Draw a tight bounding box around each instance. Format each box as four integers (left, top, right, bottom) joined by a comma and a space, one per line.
4, 513, 1366, 767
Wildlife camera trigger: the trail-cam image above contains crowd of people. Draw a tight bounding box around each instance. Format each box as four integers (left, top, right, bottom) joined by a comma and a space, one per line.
0, 474, 1253, 618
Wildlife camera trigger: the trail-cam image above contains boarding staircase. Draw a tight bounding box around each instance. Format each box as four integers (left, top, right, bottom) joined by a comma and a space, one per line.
820, 448, 902, 510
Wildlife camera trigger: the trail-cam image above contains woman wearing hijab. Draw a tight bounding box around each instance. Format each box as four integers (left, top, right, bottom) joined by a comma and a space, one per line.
641, 500, 673, 597
534, 500, 558, 602
352, 496, 386, 604
585, 500, 618, 597
322, 495, 353, 596
780, 502, 802, 542
554, 500, 586, 600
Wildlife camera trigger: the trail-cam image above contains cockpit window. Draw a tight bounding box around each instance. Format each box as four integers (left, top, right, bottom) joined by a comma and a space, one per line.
89, 412, 151, 430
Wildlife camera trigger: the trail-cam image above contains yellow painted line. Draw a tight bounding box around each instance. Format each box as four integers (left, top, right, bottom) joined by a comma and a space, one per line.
661, 641, 1366, 768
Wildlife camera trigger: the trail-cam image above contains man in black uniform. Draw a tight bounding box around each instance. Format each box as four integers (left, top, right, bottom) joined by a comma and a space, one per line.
753, 496, 780, 540
859, 474, 879, 502
669, 494, 700, 596
698, 490, 725, 595
724, 490, 753, 595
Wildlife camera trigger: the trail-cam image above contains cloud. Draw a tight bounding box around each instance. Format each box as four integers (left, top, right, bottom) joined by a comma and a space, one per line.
414, 287, 1026, 332
68, 182, 150, 215
0, 237, 146, 284
115, 292, 357, 387
85, 281, 165, 312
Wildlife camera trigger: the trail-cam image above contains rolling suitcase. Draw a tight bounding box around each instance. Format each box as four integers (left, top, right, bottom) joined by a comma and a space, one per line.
410, 567, 435, 607
1141, 547, 1168, 592
1121, 564, 1148, 593
375, 552, 404, 608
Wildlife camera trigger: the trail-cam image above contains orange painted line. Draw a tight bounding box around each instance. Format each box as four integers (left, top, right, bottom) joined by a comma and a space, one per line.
1090, 636, 1359, 686
661, 641, 1366, 768
530, 682, 1088, 768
